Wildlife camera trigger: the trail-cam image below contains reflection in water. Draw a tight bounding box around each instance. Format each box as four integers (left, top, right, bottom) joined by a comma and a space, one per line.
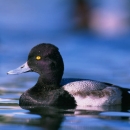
0, 105, 64, 130
19, 103, 130, 130
20, 106, 64, 130
0, 102, 130, 130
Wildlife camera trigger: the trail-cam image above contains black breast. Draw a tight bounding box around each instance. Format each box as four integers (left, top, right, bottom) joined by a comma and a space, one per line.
19, 87, 76, 109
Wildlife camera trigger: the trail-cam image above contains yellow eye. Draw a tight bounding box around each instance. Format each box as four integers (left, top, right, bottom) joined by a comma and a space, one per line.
36, 56, 41, 60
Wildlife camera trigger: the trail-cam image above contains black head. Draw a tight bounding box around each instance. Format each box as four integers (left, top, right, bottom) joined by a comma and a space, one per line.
28, 43, 64, 84
7, 43, 64, 85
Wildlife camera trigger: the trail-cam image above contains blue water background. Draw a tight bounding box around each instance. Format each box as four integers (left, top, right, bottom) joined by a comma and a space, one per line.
0, 1, 130, 129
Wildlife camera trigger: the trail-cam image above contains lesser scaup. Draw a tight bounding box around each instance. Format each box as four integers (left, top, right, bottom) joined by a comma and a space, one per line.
7, 43, 130, 107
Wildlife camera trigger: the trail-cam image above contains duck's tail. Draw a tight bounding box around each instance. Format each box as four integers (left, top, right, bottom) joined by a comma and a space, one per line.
121, 88, 130, 106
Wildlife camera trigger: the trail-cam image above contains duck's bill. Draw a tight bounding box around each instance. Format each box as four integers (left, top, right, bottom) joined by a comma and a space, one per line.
7, 62, 32, 75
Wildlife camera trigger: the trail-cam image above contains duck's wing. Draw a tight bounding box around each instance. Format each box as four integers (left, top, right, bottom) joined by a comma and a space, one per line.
62, 79, 123, 106
62, 79, 130, 106
103, 82, 130, 91
62, 79, 108, 93
62, 78, 130, 92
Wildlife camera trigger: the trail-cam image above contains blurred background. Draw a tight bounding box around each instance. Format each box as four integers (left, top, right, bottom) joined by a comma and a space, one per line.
0, 0, 130, 88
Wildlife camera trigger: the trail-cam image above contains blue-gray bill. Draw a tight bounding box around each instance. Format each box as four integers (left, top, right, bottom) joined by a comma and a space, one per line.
7, 62, 31, 75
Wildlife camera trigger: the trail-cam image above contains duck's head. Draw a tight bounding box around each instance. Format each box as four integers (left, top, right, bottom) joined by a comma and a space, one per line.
7, 43, 64, 84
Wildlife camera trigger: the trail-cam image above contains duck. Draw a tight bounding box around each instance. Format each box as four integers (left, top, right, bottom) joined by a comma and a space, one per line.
7, 43, 130, 108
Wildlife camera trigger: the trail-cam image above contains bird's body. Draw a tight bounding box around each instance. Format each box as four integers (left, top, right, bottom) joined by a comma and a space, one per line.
7, 43, 130, 107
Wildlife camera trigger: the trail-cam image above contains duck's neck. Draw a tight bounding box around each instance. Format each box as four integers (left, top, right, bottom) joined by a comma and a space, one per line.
34, 73, 62, 89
